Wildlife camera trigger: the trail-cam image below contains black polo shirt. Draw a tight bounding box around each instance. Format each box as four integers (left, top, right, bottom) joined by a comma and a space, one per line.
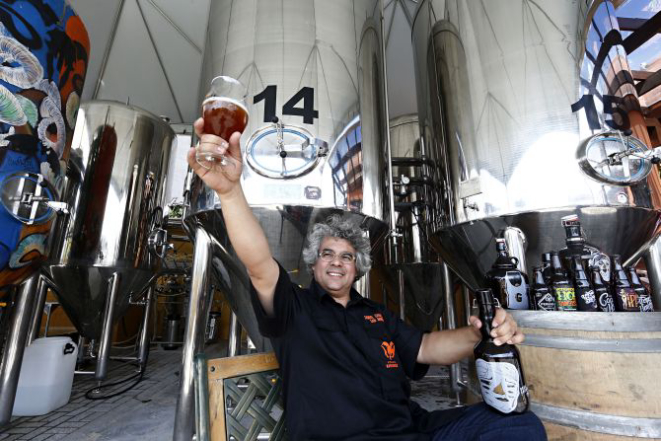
250, 261, 465, 441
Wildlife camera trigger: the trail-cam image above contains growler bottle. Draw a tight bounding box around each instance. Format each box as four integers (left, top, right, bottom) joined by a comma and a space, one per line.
486, 239, 529, 310
541, 252, 553, 286
559, 214, 586, 275
627, 266, 654, 312
592, 266, 615, 312
531, 266, 556, 311
474, 288, 530, 414
572, 257, 598, 311
550, 252, 577, 311
611, 255, 638, 312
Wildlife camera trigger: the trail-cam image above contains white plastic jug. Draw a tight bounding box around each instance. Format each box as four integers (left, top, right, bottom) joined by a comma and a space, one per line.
12, 337, 78, 416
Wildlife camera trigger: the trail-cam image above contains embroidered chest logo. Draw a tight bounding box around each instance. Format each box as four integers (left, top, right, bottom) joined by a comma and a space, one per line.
380, 341, 399, 369
364, 313, 385, 324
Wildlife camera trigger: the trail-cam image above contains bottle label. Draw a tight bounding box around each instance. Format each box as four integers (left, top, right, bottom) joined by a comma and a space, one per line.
639, 295, 654, 312
499, 274, 529, 310
616, 289, 639, 311
554, 287, 577, 310
598, 291, 615, 312
536, 293, 556, 311
475, 359, 520, 414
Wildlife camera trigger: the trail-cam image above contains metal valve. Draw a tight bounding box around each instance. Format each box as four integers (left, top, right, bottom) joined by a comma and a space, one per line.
148, 228, 173, 259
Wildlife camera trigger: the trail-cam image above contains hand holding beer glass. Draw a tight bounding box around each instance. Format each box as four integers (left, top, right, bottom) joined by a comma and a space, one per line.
196, 76, 249, 169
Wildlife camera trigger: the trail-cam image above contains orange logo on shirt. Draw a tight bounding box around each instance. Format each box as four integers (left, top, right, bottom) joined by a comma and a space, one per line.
381, 341, 395, 359
374, 313, 384, 322
364, 315, 377, 324
381, 341, 399, 369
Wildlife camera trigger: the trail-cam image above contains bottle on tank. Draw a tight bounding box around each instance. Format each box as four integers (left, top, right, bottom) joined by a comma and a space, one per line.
592, 266, 615, 312
486, 239, 530, 310
626, 266, 654, 312
550, 252, 577, 311
531, 266, 556, 311
611, 255, 639, 312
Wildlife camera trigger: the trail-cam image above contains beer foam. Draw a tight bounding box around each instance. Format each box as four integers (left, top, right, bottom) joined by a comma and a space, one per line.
202, 97, 248, 113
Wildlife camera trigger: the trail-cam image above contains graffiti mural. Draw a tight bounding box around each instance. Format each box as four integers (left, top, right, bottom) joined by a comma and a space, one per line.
0, 0, 89, 289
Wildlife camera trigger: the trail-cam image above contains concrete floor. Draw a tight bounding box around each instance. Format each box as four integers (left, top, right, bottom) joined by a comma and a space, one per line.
0, 344, 463, 440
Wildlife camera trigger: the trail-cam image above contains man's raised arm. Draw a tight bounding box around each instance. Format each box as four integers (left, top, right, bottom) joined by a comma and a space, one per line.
187, 118, 279, 316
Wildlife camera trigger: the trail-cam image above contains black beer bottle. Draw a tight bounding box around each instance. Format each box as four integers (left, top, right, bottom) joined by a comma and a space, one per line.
559, 214, 586, 274
531, 266, 556, 311
627, 266, 654, 312
541, 252, 553, 286
474, 289, 530, 414
550, 252, 577, 311
592, 266, 615, 312
611, 255, 638, 312
486, 239, 529, 310
572, 256, 598, 311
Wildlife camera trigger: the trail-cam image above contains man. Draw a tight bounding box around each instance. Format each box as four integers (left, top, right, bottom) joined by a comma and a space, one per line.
188, 121, 547, 441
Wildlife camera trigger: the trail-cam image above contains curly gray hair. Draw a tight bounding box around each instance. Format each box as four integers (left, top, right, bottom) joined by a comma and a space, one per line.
302, 214, 372, 278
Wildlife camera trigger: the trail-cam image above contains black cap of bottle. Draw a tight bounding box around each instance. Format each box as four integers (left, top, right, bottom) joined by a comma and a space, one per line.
476, 288, 496, 338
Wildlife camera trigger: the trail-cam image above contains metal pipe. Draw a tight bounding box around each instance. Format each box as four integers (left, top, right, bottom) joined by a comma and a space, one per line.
27, 275, 48, 344
76, 335, 87, 365
441, 263, 462, 403
92, 0, 126, 99
174, 226, 213, 441
380, 0, 399, 256
0, 274, 39, 426
137, 286, 155, 371
643, 238, 661, 309
194, 353, 210, 441
463, 285, 472, 327
95, 272, 121, 381
397, 269, 406, 321
228, 311, 241, 358
502, 227, 528, 275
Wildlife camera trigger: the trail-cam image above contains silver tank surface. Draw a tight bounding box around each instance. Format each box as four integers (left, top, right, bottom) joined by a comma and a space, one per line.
45, 101, 175, 338
412, 0, 661, 289
186, 0, 390, 349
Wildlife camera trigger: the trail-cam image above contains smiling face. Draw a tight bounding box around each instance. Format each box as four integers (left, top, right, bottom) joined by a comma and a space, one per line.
311, 236, 357, 304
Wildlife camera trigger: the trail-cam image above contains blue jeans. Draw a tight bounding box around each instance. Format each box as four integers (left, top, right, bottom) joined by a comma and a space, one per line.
431, 404, 547, 441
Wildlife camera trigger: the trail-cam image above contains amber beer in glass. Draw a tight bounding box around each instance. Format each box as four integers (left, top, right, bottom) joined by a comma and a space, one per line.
196, 76, 249, 169
202, 97, 249, 141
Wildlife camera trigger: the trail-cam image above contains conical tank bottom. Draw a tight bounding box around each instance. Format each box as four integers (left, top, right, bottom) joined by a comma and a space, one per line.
431, 207, 661, 290
45, 265, 154, 338
381, 263, 445, 332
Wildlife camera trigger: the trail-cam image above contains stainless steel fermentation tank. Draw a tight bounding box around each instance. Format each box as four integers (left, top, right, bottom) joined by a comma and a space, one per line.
43, 101, 175, 377
175, 1, 392, 439
412, 0, 661, 290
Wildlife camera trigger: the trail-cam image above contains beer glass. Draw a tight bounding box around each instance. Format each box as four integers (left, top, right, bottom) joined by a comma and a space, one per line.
196, 76, 249, 169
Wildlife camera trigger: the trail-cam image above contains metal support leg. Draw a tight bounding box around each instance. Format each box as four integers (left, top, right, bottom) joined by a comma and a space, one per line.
441, 263, 462, 405
137, 286, 155, 372
0, 274, 40, 426
174, 226, 213, 441
95, 272, 121, 381
27, 276, 48, 344
228, 311, 241, 358
643, 238, 661, 309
